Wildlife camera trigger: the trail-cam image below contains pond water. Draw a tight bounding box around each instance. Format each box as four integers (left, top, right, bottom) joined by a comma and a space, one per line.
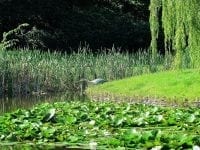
0, 143, 92, 150
0, 93, 87, 114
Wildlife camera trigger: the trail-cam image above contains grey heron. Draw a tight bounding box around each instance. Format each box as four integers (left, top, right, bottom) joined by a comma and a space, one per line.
80, 78, 107, 85
79, 78, 107, 95
88, 78, 107, 84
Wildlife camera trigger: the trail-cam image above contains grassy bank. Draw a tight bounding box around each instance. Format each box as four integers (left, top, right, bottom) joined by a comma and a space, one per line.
0, 46, 173, 97
87, 69, 200, 103
0, 101, 199, 149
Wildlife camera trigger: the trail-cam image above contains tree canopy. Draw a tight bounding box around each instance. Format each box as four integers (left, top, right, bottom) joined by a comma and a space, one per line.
0, 0, 150, 52
150, 0, 200, 68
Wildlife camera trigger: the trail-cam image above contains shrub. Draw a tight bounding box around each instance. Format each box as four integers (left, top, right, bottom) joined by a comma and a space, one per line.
0, 0, 150, 52
1, 23, 54, 50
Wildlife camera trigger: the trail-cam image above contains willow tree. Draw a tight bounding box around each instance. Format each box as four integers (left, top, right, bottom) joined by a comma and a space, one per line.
150, 0, 200, 68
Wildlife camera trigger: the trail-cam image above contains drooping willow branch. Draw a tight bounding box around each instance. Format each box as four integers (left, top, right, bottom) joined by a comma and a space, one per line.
149, 0, 200, 68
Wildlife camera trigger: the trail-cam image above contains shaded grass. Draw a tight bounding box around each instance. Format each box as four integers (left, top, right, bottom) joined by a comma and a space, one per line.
87, 69, 200, 102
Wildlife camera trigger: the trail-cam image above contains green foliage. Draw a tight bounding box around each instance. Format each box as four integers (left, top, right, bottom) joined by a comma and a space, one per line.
149, 0, 161, 58
2, 23, 31, 50
0, 0, 150, 52
150, 0, 200, 68
59, 7, 150, 52
1, 23, 55, 50
0, 101, 199, 148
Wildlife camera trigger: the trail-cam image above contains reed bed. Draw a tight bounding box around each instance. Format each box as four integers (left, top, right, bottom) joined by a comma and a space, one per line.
0, 46, 174, 97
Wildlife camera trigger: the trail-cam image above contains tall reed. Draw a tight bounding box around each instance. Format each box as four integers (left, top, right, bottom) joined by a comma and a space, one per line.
0, 46, 173, 97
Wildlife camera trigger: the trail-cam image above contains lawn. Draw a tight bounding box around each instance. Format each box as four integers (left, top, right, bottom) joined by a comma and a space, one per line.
87, 69, 200, 103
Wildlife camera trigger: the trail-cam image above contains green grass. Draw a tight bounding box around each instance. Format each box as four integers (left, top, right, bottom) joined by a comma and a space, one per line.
87, 69, 200, 102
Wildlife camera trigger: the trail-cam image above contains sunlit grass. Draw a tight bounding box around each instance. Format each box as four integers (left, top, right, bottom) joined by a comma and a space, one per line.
88, 69, 200, 102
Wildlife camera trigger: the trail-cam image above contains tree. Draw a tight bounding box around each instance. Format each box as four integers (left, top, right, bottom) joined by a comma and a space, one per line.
0, 0, 150, 52
150, 0, 200, 68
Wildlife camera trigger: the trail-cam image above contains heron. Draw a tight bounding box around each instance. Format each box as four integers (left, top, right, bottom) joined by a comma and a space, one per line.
79, 78, 107, 88
79, 78, 107, 95
79, 78, 107, 85
88, 78, 107, 84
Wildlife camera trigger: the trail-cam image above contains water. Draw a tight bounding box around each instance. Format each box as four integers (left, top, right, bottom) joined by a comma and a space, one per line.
0, 95, 56, 114
0, 143, 91, 150
0, 92, 86, 114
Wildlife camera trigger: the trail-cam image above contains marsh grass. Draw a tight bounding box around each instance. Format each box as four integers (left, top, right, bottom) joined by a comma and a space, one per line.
0, 46, 173, 97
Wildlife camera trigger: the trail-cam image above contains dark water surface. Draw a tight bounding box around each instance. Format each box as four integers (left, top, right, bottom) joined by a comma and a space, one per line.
0, 143, 91, 150
0, 95, 59, 114
0, 93, 85, 114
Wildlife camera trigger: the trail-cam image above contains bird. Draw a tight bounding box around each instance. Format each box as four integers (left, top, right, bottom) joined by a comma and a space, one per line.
79, 78, 107, 85
88, 78, 107, 84
78, 78, 107, 96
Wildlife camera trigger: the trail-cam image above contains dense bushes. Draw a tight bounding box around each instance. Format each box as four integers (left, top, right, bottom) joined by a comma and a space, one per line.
1, 23, 63, 51
0, 0, 150, 52
2, 24, 45, 50
57, 7, 150, 52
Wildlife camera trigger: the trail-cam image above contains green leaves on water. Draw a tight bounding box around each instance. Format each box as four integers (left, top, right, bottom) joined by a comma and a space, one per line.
0, 101, 200, 149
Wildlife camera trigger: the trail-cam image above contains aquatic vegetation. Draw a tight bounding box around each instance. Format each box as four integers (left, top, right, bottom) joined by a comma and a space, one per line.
0, 47, 173, 97
0, 101, 199, 149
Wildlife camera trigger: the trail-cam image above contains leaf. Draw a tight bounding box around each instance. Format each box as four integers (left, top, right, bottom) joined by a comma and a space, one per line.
186, 114, 196, 123
69, 136, 79, 143
154, 115, 163, 122
89, 120, 95, 126
193, 145, 200, 150
66, 116, 77, 124
167, 118, 176, 125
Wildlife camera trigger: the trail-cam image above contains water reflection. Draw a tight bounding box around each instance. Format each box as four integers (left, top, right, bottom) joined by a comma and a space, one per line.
0, 143, 90, 150
0, 93, 87, 114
